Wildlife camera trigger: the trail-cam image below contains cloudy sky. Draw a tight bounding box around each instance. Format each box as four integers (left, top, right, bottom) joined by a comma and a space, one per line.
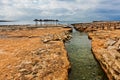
0, 0, 120, 24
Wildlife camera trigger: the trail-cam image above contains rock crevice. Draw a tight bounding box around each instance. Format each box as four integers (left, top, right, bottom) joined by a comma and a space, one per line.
73, 21, 120, 80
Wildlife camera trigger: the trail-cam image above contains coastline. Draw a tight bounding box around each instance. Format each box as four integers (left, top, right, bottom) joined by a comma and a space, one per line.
0, 26, 72, 80
73, 22, 120, 80
89, 30, 120, 80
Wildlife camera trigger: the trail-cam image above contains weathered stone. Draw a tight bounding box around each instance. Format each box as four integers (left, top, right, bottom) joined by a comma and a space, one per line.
72, 21, 120, 32
74, 21, 120, 80
0, 27, 71, 80
88, 30, 120, 80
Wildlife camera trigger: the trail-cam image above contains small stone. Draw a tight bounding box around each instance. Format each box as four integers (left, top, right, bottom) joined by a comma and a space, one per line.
92, 72, 96, 75
82, 77, 86, 80
19, 69, 32, 75
43, 39, 49, 43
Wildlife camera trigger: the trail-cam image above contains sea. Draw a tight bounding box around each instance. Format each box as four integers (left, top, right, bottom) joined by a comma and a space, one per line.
0, 20, 83, 25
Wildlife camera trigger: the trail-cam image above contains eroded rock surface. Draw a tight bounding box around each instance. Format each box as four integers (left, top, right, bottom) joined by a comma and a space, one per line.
73, 21, 120, 32
89, 30, 120, 80
73, 21, 120, 80
0, 27, 71, 80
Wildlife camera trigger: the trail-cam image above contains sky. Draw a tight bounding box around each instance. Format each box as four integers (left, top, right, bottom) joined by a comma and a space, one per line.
0, 0, 120, 24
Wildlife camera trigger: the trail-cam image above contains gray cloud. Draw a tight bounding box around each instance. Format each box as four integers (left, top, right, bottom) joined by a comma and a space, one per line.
0, 0, 120, 24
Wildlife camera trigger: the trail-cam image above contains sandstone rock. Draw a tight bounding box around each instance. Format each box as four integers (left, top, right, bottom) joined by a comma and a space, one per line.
89, 30, 120, 80
106, 39, 116, 46
73, 21, 120, 32
0, 27, 71, 80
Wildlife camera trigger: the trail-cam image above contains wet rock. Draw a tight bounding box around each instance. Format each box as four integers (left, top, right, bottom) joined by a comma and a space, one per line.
82, 77, 86, 80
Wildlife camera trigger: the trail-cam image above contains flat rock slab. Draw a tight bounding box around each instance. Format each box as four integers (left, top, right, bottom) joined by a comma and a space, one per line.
0, 27, 71, 80
89, 30, 120, 80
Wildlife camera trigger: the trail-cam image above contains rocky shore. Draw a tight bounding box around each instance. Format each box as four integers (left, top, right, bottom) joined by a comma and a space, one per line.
73, 21, 120, 32
89, 30, 120, 80
0, 26, 72, 80
73, 21, 120, 80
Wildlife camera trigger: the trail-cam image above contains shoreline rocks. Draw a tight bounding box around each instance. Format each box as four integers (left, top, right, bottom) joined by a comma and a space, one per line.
0, 27, 72, 80
73, 22, 120, 80
89, 30, 120, 80
72, 21, 120, 32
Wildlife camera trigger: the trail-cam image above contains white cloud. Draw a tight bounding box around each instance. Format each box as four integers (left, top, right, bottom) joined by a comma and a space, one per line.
0, 0, 120, 24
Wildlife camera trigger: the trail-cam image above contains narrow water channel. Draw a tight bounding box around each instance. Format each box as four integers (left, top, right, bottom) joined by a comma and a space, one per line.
65, 26, 108, 80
